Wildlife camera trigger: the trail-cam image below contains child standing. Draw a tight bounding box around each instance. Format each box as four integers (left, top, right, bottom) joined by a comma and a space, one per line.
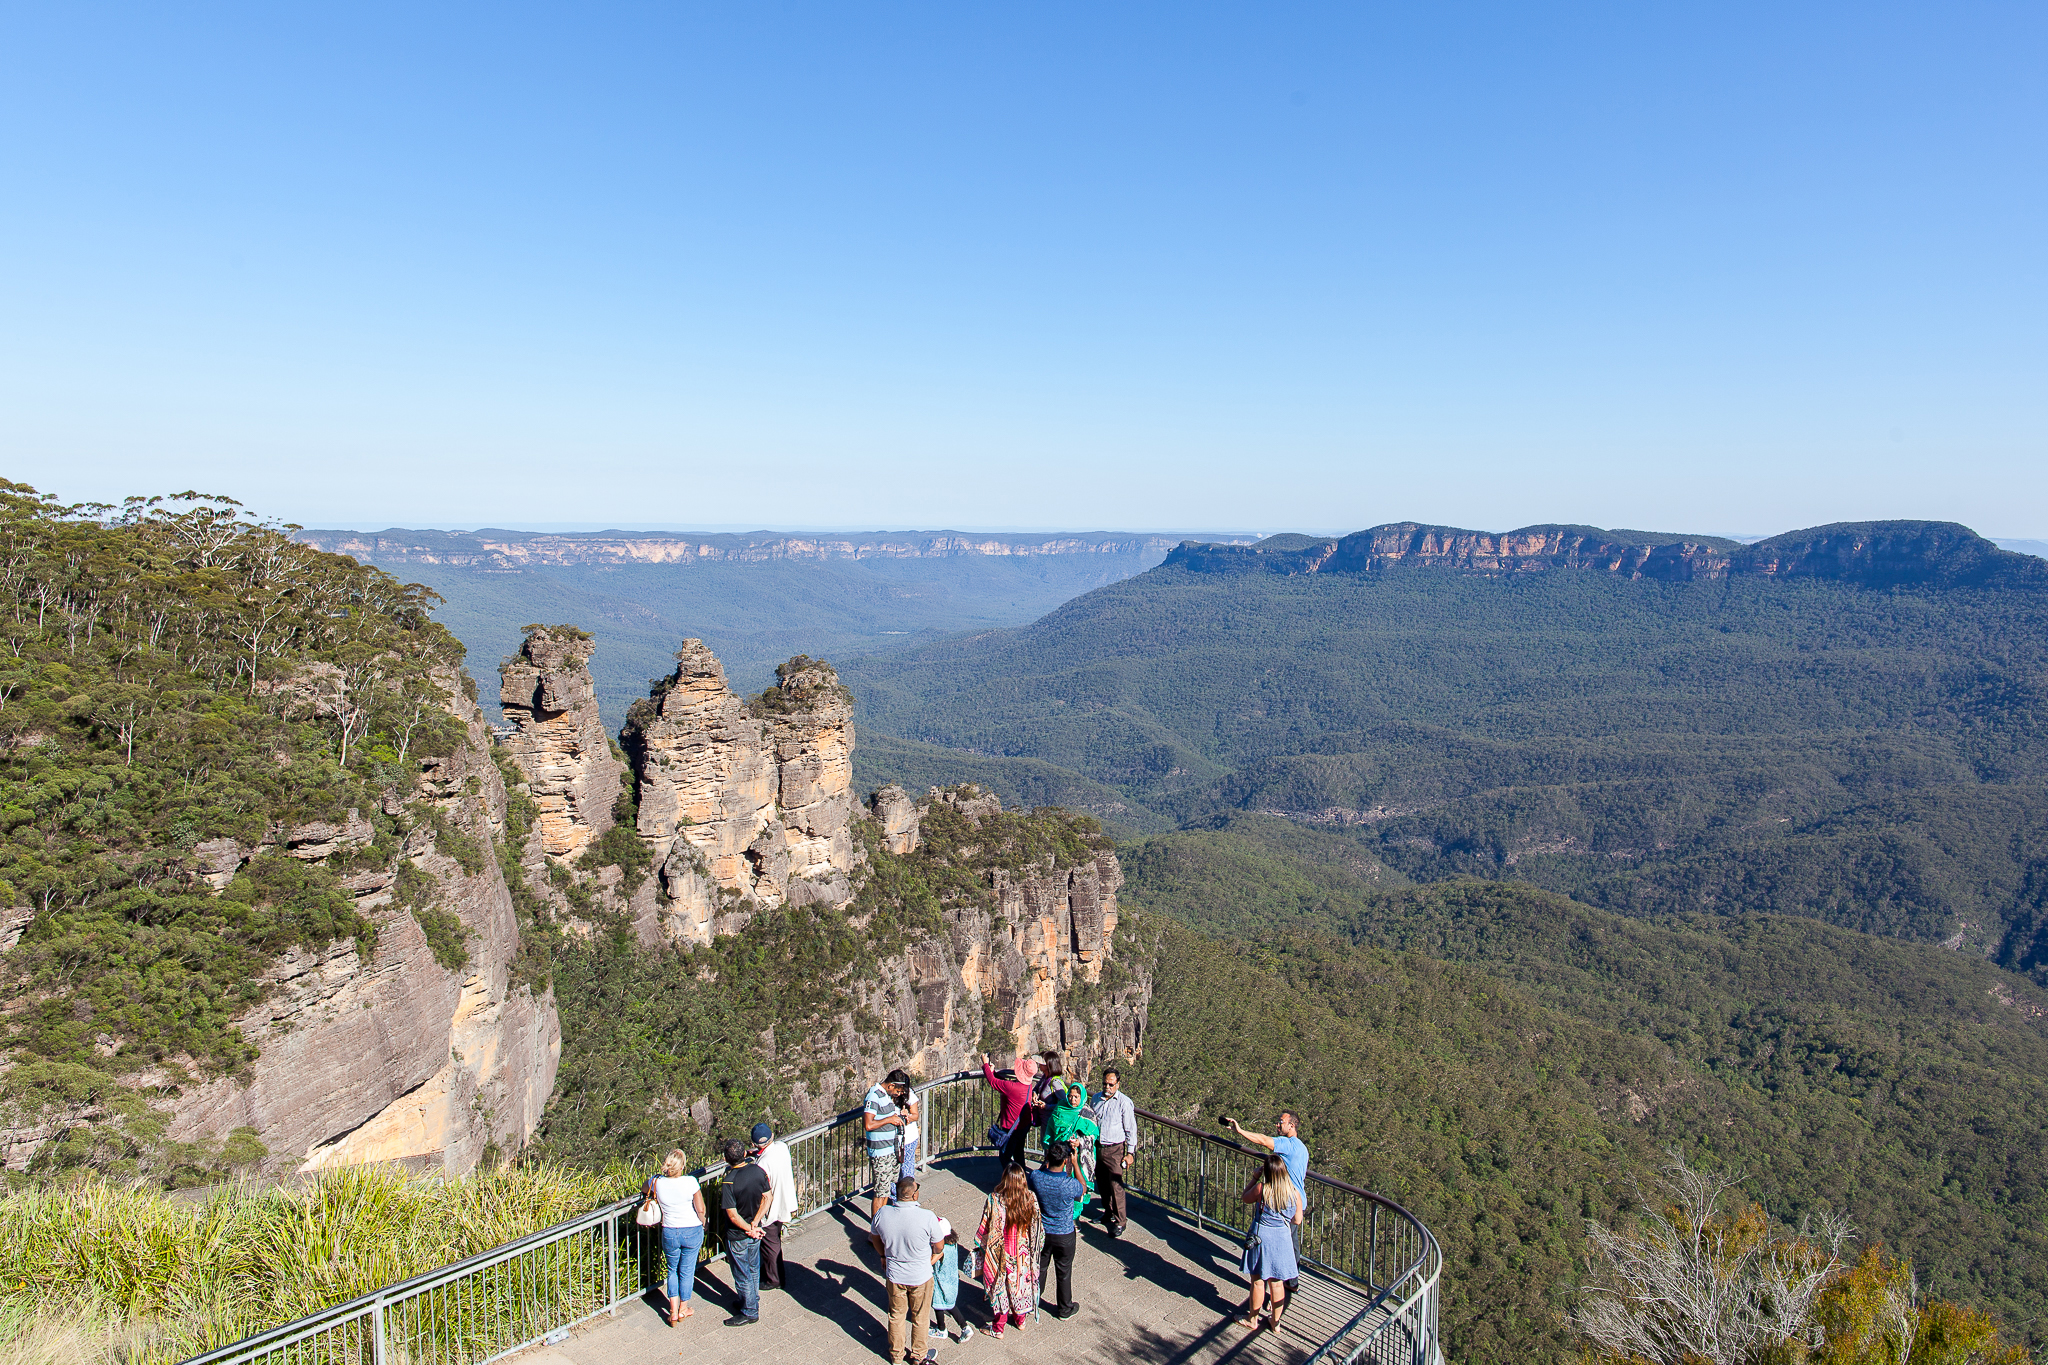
929, 1220, 973, 1346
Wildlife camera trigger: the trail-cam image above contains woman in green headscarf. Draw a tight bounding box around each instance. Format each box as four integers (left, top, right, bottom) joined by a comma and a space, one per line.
1044, 1082, 1102, 1203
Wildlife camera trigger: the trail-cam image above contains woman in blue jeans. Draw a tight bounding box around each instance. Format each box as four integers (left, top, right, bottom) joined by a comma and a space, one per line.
646, 1150, 708, 1326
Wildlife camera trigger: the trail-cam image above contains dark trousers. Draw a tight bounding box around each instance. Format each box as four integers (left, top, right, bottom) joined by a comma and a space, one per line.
1038, 1230, 1076, 1309
760, 1221, 784, 1289
1096, 1142, 1129, 1227
1284, 1218, 1301, 1298
1001, 1122, 1031, 1167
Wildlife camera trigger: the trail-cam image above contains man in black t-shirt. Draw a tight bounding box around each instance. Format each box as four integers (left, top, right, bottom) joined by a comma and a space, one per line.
719, 1138, 773, 1326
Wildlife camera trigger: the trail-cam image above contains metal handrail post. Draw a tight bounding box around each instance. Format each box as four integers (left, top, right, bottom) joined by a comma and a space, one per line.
606, 1210, 618, 1311
1196, 1140, 1207, 1235
370, 1297, 385, 1365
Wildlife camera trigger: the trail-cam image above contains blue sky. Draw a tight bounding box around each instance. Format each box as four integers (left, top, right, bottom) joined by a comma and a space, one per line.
2, 3, 2042, 535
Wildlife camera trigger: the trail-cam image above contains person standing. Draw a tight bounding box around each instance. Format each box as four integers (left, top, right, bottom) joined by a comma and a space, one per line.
865, 1068, 913, 1220
929, 1223, 972, 1344
1044, 1086, 1100, 1216
980, 1052, 1033, 1167
1091, 1068, 1138, 1238
1223, 1111, 1309, 1305
868, 1176, 945, 1365
1028, 1139, 1086, 1319
899, 1086, 922, 1177
975, 1162, 1043, 1339
752, 1121, 797, 1291
719, 1138, 772, 1327
1029, 1052, 1064, 1139
644, 1150, 707, 1326
1236, 1154, 1303, 1333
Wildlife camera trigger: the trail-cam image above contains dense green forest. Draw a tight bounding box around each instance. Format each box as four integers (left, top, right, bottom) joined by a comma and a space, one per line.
1119, 814, 2048, 1356
842, 531, 2048, 973
0, 482, 481, 1183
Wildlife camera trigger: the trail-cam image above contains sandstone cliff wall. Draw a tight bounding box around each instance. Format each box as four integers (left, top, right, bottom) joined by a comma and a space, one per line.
162, 671, 560, 1176
770, 786, 1149, 1124
1166, 520, 2048, 589
296, 529, 1225, 569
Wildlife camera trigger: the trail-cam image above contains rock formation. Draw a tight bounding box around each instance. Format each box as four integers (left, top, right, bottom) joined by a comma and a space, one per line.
869, 785, 920, 854
624, 644, 859, 943
774, 785, 1150, 1122
596, 638, 1149, 1121
161, 669, 560, 1176
1166, 520, 2048, 589
498, 627, 625, 861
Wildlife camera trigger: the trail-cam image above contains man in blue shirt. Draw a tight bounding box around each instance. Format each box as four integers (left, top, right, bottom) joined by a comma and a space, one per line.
1027, 1139, 1086, 1319
1224, 1111, 1309, 1300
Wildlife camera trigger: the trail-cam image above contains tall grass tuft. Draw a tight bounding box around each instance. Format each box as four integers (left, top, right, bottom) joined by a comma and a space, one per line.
0, 1163, 626, 1365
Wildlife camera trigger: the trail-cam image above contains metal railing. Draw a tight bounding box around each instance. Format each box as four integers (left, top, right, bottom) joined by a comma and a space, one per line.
181, 1071, 1440, 1365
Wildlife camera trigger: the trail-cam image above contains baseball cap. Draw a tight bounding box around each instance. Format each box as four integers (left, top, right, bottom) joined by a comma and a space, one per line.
751, 1122, 773, 1143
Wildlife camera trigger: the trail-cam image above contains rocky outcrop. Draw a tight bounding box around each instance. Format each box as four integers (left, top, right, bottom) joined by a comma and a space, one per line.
772, 787, 1149, 1124
870, 785, 920, 855
624, 644, 860, 944
1166, 521, 2048, 590
498, 627, 625, 861
162, 670, 561, 1176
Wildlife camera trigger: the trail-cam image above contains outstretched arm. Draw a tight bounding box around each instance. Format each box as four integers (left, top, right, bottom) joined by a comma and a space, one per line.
1223, 1117, 1275, 1150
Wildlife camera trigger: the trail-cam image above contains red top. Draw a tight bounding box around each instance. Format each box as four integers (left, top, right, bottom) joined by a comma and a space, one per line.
983, 1061, 1032, 1129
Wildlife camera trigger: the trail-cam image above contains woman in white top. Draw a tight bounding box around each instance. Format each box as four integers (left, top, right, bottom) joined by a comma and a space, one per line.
899, 1089, 922, 1177
644, 1150, 707, 1325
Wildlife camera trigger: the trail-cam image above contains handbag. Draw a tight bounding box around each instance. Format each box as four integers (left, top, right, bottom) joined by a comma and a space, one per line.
636, 1183, 662, 1228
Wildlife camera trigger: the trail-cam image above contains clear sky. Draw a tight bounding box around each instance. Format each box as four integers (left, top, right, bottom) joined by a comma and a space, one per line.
2, 3, 2042, 536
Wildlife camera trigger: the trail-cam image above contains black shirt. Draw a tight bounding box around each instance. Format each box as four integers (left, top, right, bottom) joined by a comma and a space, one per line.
722, 1160, 773, 1226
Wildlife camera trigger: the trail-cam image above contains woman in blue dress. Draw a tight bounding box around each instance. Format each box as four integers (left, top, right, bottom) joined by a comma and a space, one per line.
1238, 1153, 1302, 1332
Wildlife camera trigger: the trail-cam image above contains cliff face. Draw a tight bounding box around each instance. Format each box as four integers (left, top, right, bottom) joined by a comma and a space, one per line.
1166, 520, 2048, 589
498, 628, 626, 861
780, 786, 1150, 1124
623, 644, 859, 944
163, 672, 561, 1176
296, 529, 1217, 568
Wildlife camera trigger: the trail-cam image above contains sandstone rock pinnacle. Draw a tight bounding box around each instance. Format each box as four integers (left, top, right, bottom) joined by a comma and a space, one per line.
869, 784, 920, 854
625, 642, 860, 943
498, 626, 626, 861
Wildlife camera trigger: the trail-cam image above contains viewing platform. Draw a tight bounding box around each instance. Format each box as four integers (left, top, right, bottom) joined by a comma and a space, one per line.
519, 1155, 1376, 1364
184, 1074, 1441, 1365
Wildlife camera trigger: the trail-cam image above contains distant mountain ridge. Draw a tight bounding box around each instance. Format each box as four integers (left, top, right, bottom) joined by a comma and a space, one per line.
1167, 519, 2048, 589
299, 527, 1244, 568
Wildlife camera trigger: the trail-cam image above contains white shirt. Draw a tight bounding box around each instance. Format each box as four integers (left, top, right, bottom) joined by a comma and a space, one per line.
653, 1174, 702, 1229
759, 1139, 798, 1226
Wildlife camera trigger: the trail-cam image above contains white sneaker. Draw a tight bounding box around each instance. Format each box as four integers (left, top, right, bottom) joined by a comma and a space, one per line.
958, 1324, 976, 1342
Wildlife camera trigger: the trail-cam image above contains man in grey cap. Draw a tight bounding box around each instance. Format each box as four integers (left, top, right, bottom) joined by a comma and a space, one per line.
753, 1121, 797, 1290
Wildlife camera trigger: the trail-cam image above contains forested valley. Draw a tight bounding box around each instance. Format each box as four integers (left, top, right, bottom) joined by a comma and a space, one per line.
841, 523, 2048, 1357
3, 488, 2045, 1364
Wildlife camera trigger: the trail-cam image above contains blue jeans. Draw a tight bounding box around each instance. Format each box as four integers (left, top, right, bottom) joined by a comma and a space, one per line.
725, 1231, 761, 1320
662, 1224, 704, 1304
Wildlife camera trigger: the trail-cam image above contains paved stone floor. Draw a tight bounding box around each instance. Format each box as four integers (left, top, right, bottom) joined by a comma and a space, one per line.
517, 1155, 1372, 1365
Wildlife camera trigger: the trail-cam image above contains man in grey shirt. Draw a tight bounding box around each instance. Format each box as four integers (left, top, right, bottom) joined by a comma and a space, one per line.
868, 1177, 944, 1364
1091, 1067, 1139, 1238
